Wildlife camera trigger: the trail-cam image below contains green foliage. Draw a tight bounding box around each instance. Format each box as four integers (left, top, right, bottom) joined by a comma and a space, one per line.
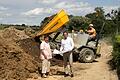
85, 7, 105, 34
106, 8, 120, 35
39, 7, 120, 36
115, 35, 120, 43
111, 35, 120, 70
85, 7, 120, 36
66, 16, 91, 31
0, 25, 9, 30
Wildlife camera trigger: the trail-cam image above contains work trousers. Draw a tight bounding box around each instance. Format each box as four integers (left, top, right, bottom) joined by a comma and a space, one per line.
63, 52, 73, 75
41, 59, 50, 74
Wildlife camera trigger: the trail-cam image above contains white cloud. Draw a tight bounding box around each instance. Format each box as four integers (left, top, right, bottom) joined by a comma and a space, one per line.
0, 12, 12, 17
38, 0, 57, 4
79, 2, 90, 7
0, 0, 119, 25
66, 7, 94, 16
54, 1, 119, 16
0, 18, 3, 20
0, 6, 8, 11
55, 1, 90, 9
5, 13, 12, 16
54, 1, 92, 16
22, 8, 53, 16
55, 2, 75, 9
104, 6, 119, 13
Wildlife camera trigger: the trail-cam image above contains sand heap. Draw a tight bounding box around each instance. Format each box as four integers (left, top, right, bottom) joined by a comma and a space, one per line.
0, 27, 64, 80
24, 27, 35, 37
0, 27, 39, 80
2, 27, 29, 41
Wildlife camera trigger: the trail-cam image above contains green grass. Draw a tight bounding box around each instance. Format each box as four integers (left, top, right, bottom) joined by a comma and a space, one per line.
110, 35, 120, 70
0, 25, 7, 30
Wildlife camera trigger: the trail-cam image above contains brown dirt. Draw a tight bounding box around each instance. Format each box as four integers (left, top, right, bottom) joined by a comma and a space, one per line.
0, 27, 39, 80
0, 27, 63, 80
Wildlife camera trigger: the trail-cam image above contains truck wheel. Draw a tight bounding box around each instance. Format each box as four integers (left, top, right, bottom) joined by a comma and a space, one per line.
79, 48, 95, 63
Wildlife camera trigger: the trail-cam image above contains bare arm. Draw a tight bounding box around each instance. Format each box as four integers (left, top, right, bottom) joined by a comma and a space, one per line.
87, 29, 94, 33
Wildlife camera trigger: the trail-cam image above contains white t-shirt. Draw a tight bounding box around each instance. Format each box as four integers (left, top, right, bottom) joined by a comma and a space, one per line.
60, 37, 74, 53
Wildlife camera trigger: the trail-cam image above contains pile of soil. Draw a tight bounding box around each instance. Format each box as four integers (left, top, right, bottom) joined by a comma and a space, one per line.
0, 27, 64, 80
0, 27, 40, 80
24, 27, 35, 37
2, 27, 29, 41
18, 38, 40, 62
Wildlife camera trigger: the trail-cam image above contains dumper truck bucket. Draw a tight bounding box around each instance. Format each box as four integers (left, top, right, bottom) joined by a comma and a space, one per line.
36, 10, 69, 37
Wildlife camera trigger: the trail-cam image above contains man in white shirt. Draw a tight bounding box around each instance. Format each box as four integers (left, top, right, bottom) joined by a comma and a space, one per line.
60, 31, 74, 77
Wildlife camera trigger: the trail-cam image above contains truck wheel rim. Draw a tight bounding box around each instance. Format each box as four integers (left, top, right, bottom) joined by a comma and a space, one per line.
85, 53, 92, 61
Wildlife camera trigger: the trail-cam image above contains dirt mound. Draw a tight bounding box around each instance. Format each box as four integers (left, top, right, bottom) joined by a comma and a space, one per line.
0, 27, 40, 80
18, 38, 40, 62
0, 27, 64, 80
2, 27, 29, 41
24, 27, 35, 37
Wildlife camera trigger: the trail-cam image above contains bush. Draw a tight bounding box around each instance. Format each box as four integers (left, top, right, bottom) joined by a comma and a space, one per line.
0, 25, 7, 30
111, 35, 120, 79
112, 35, 120, 67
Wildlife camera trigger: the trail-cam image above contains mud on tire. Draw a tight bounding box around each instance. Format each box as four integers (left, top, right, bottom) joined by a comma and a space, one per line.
79, 48, 95, 63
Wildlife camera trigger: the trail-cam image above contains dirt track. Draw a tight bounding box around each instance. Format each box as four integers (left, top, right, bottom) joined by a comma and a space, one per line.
28, 40, 118, 80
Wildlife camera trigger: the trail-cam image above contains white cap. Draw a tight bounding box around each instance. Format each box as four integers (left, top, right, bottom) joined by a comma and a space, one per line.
89, 24, 94, 26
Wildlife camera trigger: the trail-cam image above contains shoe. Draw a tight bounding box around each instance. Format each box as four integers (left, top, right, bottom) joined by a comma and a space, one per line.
46, 72, 52, 76
70, 74, 74, 77
42, 74, 47, 78
64, 74, 69, 77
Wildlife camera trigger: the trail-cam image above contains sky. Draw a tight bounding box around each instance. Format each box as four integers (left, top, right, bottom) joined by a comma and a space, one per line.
0, 0, 120, 25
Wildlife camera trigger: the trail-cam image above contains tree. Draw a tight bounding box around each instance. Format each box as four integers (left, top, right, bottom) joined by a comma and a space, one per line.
21, 24, 26, 26
85, 7, 105, 34
106, 8, 120, 35
40, 14, 90, 32
66, 16, 91, 31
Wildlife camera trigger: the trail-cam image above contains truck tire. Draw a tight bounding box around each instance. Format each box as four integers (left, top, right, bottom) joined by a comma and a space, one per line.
79, 48, 95, 63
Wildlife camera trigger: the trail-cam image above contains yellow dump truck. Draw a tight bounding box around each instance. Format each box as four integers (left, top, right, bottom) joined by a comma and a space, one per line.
36, 10, 101, 63
36, 10, 69, 37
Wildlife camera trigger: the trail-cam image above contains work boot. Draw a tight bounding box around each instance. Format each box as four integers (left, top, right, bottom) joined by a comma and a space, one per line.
46, 72, 52, 76
42, 73, 47, 78
64, 73, 69, 77
70, 74, 74, 77
64, 74, 69, 77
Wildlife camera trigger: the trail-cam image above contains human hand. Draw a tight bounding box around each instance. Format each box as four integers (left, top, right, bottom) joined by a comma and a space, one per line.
44, 55, 47, 59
